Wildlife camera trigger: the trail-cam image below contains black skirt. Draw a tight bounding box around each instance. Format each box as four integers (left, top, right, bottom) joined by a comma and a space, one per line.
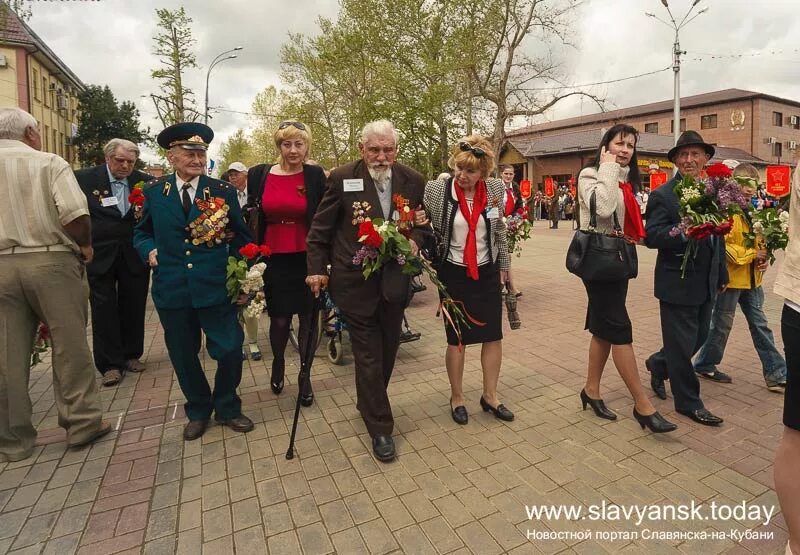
582, 279, 632, 345
438, 261, 502, 346
781, 305, 800, 431
264, 252, 313, 318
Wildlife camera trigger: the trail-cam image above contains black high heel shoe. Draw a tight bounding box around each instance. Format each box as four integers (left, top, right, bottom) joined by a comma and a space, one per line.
270, 359, 285, 394
479, 397, 514, 421
580, 389, 617, 420
633, 408, 677, 433
299, 381, 314, 407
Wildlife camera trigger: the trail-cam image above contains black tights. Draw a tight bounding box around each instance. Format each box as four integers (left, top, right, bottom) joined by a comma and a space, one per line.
269, 314, 311, 390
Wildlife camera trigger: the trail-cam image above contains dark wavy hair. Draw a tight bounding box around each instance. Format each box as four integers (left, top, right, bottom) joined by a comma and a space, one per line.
586, 124, 641, 193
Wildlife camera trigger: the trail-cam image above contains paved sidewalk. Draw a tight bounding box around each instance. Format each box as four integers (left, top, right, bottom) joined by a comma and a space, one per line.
0, 225, 789, 554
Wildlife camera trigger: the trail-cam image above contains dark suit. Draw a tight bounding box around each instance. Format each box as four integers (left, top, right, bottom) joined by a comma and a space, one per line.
503, 182, 524, 216
133, 174, 252, 421
306, 160, 429, 437
644, 174, 729, 412
75, 165, 152, 375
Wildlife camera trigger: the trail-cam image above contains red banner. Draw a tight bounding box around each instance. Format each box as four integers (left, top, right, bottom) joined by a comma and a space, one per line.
766, 165, 791, 197
649, 172, 669, 190
544, 176, 554, 197
519, 179, 532, 199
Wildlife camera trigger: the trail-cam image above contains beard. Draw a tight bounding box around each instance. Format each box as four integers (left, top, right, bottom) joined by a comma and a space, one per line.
368, 164, 392, 189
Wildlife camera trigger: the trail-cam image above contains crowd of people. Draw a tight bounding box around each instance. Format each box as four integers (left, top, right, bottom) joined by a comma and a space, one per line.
0, 106, 796, 555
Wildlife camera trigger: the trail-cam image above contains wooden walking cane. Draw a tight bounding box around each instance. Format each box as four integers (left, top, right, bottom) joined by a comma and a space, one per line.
286, 295, 323, 460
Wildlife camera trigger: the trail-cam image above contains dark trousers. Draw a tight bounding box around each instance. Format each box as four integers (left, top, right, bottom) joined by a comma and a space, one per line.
87, 253, 149, 374
648, 299, 713, 412
157, 303, 244, 421
781, 306, 800, 430
340, 299, 405, 437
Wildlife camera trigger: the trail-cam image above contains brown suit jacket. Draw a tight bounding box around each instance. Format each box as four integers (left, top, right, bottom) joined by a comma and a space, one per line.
306, 160, 428, 317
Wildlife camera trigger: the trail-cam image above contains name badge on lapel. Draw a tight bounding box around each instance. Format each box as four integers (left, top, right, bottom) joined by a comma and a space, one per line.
101, 196, 119, 208
486, 207, 499, 219
343, 179, 364, 192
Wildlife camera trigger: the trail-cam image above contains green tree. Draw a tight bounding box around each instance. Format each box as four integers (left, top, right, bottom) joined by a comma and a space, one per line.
150, 7, 200, 127
217, 128, 257, 172
72, 85, 149, 167
248, 85, 291, 164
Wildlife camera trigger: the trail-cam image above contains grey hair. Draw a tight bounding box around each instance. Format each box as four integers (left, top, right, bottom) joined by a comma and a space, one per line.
104, 138, 140, 158
437, 172, 451, 181
360, 119, 399, 144
0, 108, 38, 140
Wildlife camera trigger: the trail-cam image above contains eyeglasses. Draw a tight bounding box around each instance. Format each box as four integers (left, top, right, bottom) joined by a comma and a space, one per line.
278, 121, 306, 131
459, 141, 486, 158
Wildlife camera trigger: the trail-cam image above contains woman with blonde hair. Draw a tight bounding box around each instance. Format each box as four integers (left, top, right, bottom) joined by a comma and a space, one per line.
246, 121, 326, 406
424, 136, 513, 424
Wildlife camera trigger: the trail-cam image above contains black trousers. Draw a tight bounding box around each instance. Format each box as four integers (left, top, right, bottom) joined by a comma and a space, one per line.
340, 299, 405, 437
780, 306, 800, 431
648, 299, 713, 412
87, 252, 150, 374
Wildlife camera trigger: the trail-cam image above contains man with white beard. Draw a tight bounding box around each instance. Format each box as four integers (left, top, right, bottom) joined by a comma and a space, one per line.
306, 120, 429, 462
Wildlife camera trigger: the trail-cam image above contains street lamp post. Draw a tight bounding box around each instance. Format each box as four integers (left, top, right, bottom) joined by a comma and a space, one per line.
204, 47, 243, 125
646, 1, 709, 147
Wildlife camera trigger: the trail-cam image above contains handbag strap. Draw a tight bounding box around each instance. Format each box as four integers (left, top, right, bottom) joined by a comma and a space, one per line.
588, 189, 623, 233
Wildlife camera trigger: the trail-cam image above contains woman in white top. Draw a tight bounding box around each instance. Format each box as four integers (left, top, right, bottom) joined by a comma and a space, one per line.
423, 136, 512, 425
577, 124, 675, 434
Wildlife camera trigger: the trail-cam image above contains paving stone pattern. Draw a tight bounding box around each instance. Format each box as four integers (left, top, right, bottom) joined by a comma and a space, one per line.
0, 226, 789, 554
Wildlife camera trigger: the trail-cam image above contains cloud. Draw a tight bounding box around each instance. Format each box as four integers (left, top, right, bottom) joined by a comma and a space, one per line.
22, 0, 800, 165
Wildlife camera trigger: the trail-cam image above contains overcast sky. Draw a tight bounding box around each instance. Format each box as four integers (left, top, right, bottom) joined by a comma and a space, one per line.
21, 0, 800, 165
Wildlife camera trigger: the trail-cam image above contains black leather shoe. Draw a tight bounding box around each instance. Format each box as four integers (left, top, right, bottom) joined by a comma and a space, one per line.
270, 359, 285, 394
645, 357, 668, 400
677, 408, 723, 426
299, 381, 314, 407
479, 397, 514, 421
183, 420, 209, 441
372, 435, 395, 462
450, 399, 468, 425
215, 414, 255, 433
633, 408, 677, 433
250, 350, 262, 361
580, 389, 617, 420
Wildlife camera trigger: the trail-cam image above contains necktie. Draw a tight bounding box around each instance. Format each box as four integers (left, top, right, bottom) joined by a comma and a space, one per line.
181, 183, 192, 215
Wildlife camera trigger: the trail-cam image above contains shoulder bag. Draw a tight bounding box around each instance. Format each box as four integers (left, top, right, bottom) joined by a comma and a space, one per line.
247, 164, 271, 243
565, 190, 638, 281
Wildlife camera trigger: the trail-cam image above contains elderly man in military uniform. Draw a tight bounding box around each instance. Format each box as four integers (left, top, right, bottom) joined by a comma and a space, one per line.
133, 123, 254, 440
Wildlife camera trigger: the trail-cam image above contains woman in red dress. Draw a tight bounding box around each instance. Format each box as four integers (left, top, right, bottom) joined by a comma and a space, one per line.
246, 122, 326, 406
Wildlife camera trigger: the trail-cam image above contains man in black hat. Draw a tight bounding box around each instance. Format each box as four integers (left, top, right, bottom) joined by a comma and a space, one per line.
644, 130, 728, 426
133, 122, 255, 440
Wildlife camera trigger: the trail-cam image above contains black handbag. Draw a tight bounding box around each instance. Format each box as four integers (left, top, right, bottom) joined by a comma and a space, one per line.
565, 190, 638, 281
246, 164, 270, 243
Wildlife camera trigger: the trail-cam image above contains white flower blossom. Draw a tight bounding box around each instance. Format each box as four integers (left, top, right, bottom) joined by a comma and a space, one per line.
378, 222, 389, 233
782, 223, 789, 233
244, 298, 266, 319
752, 221, 765, 234
779, 211, 790, 224
680, 188, 701, 202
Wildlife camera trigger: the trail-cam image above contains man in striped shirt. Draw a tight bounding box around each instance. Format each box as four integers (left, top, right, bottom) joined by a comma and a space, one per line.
0, 107, 111, 463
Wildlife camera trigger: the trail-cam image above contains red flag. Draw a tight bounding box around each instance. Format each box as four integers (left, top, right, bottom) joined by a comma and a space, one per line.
519, 179, 532, 199
766, 165, 791, 197
544, 177, 554, 197
649, 172, 668, 190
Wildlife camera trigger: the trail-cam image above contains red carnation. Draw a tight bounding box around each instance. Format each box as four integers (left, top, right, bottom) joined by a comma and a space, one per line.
705, 162, 732, 179
239, 243, 260, 259
686, 222, 715, 241
712, 220, 733, 236
357, 221, 383, 248
128, 188, 145, 207
259, 245, 272, 257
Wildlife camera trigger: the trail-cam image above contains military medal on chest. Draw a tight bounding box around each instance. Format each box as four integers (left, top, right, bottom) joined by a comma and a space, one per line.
188, 196, 232, 246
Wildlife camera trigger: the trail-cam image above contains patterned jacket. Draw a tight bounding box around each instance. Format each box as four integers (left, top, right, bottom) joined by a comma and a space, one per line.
423, 177, 510, 271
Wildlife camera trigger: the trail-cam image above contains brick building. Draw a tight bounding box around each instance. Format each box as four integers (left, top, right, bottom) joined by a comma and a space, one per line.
500, 88, 800, 191
0, 7, 83, 166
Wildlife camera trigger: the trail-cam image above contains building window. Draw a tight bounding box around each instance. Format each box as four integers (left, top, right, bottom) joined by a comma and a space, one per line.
701, 114, 718, 130
774, 111, 784, 127
774, 142, 783, 158
43, 125, 49, 151
791, 115, 800, 130
644, 122, 658, 134
43, 78, 50, 107
670, 118, 686, 133
53, 129, 58, 156
32, 69, 40, 101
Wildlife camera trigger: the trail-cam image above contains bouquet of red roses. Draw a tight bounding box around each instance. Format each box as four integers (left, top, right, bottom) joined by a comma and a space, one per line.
669, 163, 749, 277
128, 181, 146, 221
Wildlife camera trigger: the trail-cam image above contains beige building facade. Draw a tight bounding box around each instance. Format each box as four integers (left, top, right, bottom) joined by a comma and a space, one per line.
0, 9, 83, 165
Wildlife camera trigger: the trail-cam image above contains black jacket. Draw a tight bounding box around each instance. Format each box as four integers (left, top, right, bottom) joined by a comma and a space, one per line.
75, 165, 153, 276
246, 163, 326, 242
644, 174, 728, 306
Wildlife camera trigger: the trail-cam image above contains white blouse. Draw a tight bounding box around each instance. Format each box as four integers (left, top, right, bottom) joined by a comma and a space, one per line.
447, 183, 490, 266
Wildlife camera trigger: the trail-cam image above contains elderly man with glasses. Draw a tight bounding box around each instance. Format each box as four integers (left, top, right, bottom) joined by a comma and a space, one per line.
75, 139, 153, 386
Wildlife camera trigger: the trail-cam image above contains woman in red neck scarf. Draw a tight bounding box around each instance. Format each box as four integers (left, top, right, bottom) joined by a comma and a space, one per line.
576, 124, 676, 434
422, 136, 514, 425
